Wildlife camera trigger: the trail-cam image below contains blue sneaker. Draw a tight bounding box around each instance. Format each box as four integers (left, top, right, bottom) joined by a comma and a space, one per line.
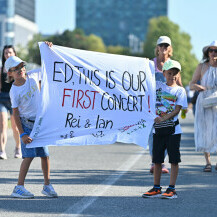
11, 185, 34, 199
42, 184, 58, 198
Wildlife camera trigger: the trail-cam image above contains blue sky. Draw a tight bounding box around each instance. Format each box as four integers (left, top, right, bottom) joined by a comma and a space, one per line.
36, 0, 216, 60
36, 0, 75, 34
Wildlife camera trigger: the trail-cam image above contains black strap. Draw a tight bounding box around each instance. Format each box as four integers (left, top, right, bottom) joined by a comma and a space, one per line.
174, 119, 179, 126
27, 119, 35, 123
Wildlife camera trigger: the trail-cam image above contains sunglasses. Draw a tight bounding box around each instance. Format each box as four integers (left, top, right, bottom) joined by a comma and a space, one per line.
209, 48, 217, 54
158, 43, 170, 48
9, 64, 26, 73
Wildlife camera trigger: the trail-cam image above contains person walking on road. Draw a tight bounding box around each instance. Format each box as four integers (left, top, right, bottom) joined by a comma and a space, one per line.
5, 42, 58, 199
190, 40, 217, 172
143, 60, 187, 199
0, 45, 21, 159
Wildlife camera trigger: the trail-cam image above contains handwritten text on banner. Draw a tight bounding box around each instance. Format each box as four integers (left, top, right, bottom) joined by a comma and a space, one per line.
28, 43, 156, 148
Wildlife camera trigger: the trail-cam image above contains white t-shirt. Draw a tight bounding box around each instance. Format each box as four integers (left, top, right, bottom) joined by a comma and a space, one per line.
10, 70, 41, 120
154, 81, 188, 134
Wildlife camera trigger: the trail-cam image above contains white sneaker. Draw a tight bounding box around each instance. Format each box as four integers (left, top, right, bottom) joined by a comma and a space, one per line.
0, 151, 7, 160
14, 148, 22, 158
42, 184, 58, 198
11, 185, 34, 199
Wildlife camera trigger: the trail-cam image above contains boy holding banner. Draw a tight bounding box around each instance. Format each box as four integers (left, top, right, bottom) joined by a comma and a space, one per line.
142, 60, 187, 199
5, 42, 58, 199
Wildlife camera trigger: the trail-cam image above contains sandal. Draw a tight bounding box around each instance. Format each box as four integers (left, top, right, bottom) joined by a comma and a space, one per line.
203, 164, 212, 172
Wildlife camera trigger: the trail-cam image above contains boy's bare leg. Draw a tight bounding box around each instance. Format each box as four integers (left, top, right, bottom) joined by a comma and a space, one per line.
17, 157, 34, 185
154, 163, 162, 185
169, 163, 179, 186
41, 157, 50, 185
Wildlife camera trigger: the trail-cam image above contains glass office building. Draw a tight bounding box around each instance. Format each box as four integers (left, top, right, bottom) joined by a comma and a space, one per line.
76, 0, 167, 48
0, 0, 37, 53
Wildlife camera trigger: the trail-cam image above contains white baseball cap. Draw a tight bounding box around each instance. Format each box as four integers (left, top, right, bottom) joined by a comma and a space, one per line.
162, 60, 181, 71
157, 36, 171, 46
202, 40, 217, 54
5, 56, 25, 72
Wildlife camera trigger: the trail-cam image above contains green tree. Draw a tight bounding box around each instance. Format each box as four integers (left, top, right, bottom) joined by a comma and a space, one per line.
86, 34, 106, 52
16, 44, 28, 61
107, 45, 130, 55
143, 16, 198, 86
47, 29, 89, 49
25, 29, 108, 64
26, 33, 46, 65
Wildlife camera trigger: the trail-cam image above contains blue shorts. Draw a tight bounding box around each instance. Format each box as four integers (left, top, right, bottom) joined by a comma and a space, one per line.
0, 101, 12, 114
21, 120, 49, 159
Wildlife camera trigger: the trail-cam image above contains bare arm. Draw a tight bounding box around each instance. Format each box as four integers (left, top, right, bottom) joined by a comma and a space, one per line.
189, 64, 206, 91
13, 108, 24, 134
13, 108, 33, 144
155, 105, 182, 123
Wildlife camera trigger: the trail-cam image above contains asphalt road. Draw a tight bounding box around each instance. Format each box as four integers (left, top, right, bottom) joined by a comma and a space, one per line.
1, 109, 217, 217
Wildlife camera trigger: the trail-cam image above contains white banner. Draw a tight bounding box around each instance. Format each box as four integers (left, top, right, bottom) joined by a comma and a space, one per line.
28, 42, 156, 148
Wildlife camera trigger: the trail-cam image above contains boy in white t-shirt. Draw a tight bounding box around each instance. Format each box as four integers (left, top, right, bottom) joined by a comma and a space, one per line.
5, 42, 58, 199
142, 60, 187, 199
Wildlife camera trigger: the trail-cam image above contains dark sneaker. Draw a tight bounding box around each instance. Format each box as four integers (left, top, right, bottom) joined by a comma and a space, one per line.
161, 188, 177, 199
142, 187, 162, 198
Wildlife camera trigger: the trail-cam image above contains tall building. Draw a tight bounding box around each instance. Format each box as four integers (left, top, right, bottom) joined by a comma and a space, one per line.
76, 0, 167, 51
0, 0, 37, 53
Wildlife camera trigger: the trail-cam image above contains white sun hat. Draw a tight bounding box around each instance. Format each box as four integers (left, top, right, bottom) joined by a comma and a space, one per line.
202, 40, 217, 54
5, 56, 25, 72
157, 36, 172, 46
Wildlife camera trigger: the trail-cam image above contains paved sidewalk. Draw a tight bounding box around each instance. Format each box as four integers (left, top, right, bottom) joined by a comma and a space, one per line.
0, 109, 217, 217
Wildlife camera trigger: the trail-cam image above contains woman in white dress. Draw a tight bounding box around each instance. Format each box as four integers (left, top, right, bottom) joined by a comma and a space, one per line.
190, 40, 217, 172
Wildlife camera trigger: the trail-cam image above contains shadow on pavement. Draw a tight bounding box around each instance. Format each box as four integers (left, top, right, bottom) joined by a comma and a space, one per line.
0, 192, 217, 217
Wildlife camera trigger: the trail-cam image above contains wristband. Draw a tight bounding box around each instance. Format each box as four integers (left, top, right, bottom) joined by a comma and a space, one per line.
20, 133, 28, 138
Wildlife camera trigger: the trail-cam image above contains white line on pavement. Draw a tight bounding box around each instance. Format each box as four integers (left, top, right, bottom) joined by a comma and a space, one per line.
60, 149, 145, 217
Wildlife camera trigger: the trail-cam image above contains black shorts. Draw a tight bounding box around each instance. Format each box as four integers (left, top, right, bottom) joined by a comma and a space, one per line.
152, 134, 181, 164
